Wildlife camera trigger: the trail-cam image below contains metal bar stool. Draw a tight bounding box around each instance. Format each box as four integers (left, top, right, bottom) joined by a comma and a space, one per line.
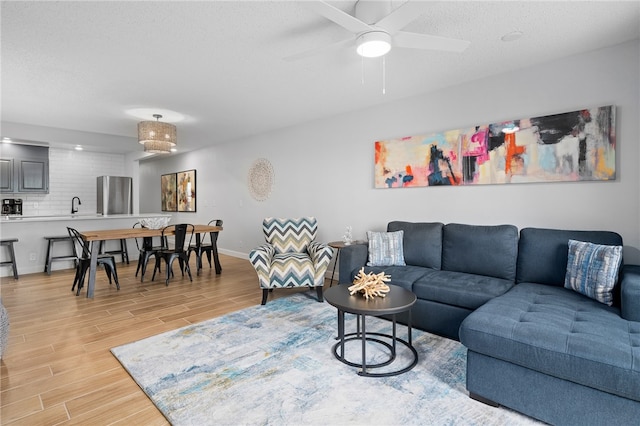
44, 235, 78, 274
99, 239, 130, 264
0, 238, 19, 280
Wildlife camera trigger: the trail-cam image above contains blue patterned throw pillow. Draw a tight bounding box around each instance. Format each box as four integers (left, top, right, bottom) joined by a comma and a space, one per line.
564, 239, 623, 306
367, 230, 406, 266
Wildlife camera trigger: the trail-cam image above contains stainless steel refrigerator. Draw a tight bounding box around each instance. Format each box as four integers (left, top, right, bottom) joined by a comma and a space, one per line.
97, 176, 133, 215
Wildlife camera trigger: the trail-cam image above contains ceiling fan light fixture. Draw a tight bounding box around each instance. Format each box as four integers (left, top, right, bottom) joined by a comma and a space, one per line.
137, 113, 177, 154
501, 122, 520, 134
356, 31, 391, 58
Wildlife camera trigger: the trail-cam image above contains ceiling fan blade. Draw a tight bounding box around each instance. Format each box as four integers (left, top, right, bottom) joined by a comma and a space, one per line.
394, 31, 470, 53
306, 1, 372, 34
283, 38, 353, 62
375, 1, 428, 34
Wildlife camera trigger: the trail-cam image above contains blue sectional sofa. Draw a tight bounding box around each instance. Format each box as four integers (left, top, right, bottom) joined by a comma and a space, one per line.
338, 222, 640, 425
339, 221, 520, 339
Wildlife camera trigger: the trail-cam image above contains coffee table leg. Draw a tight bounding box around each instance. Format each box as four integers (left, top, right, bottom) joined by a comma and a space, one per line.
338, 309, 345, 359
361, 314, 367, 375
408, 309, 413, 345
392, 314, 397, 355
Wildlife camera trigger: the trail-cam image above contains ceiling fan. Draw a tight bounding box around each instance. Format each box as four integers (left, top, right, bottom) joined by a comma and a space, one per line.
286, 0, 471, 61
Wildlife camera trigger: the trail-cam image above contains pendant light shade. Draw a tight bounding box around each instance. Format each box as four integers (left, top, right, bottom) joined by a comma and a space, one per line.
138, 114, 177, 154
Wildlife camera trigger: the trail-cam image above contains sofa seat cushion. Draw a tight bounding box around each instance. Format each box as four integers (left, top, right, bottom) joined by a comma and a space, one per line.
413, 271, 514, 310
352, 265, 435, 292
459, 283, 640, 402
270, 253, 315, 287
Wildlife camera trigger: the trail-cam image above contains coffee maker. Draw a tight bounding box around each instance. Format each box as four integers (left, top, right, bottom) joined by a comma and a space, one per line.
1, 198, 22, 215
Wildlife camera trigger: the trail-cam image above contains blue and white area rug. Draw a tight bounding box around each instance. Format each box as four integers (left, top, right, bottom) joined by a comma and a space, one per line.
111, 293, 539, 425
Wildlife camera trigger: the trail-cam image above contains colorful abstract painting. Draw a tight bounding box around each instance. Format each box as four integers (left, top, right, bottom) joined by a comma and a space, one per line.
375, 105, 616, 188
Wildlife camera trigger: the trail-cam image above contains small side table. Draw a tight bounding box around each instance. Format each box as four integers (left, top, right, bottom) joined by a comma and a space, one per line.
327, 240, 365, 287
324, 284, 418, 377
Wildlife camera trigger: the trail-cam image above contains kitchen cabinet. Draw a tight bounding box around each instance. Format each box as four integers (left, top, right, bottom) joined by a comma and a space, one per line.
0, 144, 49, 193
18, 158, 48, 192
0, 159, 13, 192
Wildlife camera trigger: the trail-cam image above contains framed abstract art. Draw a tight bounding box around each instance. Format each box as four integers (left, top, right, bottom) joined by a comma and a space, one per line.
160, 173, 177, 212
177, 169, 196, 212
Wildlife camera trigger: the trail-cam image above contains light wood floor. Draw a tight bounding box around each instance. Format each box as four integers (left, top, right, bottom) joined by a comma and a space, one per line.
1, 254, 315, 425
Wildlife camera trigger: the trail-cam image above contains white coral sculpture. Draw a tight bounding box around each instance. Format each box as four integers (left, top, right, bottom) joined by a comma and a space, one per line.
342, 225, 353, 245
348, 267, 391, 299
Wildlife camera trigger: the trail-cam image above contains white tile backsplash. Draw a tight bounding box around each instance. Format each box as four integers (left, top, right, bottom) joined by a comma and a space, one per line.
17, 148, 126, 216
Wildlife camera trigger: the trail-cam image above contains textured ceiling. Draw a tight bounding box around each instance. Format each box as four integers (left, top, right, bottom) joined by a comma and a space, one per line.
1, 1, 639, 154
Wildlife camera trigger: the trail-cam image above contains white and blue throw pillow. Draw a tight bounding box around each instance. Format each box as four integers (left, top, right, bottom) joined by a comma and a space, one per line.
367, 230, 406, 267
564, 239, 623, 306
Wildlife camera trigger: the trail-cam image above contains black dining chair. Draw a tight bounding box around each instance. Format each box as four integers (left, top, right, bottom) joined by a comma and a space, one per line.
132, 222, 168, 282
67, 227, 120, 296
151, 224, 195, 286
187, 219, 223, 275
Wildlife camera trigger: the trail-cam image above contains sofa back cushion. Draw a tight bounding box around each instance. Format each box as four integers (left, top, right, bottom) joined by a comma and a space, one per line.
387, 221, 443, 270
517, 227, 623, 286
442, 223, 518, 281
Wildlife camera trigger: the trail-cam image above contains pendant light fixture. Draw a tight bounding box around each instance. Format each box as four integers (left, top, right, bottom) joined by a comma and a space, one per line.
137, 114, 177, 154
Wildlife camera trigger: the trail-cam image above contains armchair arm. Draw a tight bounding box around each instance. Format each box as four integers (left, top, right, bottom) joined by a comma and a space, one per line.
620, 264, 640, 322
249, 244, 276, 289
308, 242, 334, 286
338, 243, 369, 284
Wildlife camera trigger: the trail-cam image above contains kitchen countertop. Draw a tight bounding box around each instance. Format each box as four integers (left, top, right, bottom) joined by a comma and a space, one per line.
0, 213, 171, 223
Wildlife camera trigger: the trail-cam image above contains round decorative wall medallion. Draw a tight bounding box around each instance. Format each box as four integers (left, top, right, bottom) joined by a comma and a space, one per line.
248, 158, 274, 201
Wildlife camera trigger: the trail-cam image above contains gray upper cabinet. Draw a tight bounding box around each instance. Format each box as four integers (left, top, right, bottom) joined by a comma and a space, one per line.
0, 144, 49, 193
18, 158, 48, 192
0, 158, 13, 192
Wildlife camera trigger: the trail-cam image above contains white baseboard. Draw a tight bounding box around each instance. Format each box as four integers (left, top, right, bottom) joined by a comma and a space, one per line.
218, 248, 248, 259
0, 248, 342, 282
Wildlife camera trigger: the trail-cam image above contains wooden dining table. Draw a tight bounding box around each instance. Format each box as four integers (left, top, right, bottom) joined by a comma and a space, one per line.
79, 224, 223, 298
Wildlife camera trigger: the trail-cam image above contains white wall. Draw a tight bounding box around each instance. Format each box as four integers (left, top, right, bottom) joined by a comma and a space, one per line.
141, 40, 640, 264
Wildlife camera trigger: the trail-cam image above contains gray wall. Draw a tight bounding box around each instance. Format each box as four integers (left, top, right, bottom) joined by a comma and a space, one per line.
139, 40, 640, 263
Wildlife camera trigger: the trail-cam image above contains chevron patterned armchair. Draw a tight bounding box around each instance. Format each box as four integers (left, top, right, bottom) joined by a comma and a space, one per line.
249, 217, 334, 305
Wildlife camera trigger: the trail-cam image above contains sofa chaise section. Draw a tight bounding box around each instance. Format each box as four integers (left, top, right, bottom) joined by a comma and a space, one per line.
459, 228, 640, 425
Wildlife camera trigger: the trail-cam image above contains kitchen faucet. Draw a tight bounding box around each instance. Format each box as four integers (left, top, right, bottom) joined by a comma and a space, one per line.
71, 196, 81, 214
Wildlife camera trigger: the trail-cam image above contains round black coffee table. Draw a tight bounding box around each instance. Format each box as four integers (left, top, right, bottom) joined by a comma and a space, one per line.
324, 284, 418, 377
